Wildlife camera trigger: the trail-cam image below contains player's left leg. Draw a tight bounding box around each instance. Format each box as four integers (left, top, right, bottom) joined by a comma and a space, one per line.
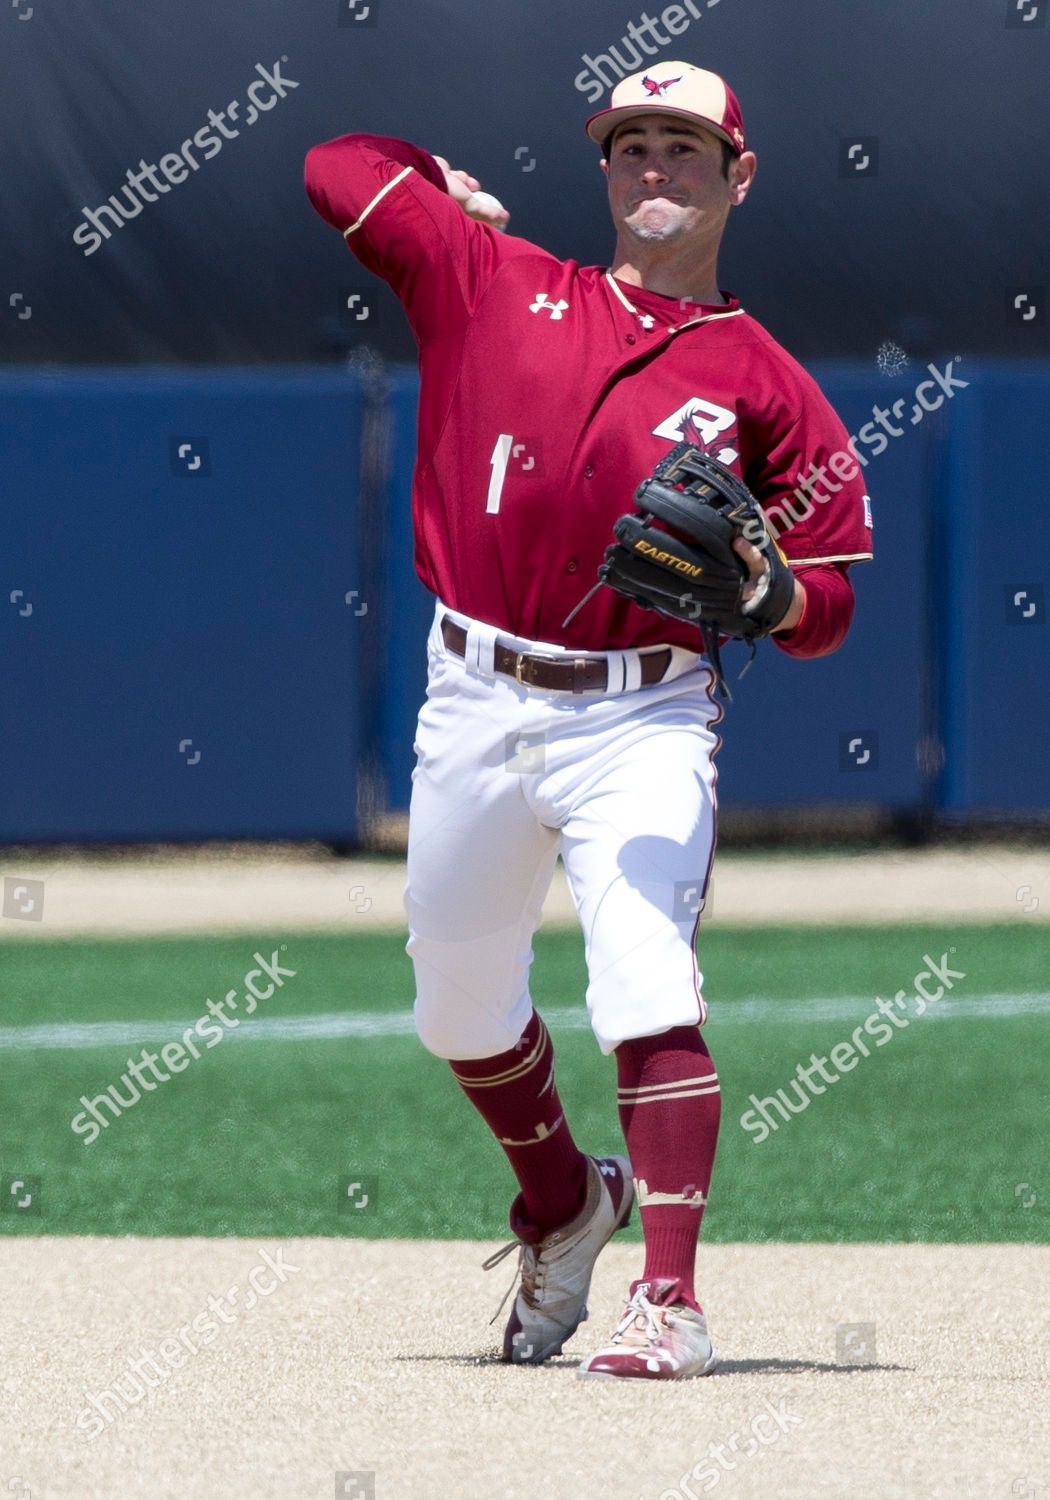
614, 1023, 721, 1314
546, 666, 724, 1378
581, 1023, 721, 1379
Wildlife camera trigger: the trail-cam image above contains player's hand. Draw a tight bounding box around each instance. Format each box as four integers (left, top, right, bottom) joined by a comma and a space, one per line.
732, 536, 805, 634
432, 154, 510, 229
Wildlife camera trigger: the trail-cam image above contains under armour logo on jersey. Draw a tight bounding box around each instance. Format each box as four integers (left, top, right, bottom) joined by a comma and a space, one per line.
529, 293, 569, 320
641, 74, 682, 97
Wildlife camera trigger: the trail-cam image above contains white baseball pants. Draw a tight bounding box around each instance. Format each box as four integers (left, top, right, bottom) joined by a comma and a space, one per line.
405, 603, 723, 1059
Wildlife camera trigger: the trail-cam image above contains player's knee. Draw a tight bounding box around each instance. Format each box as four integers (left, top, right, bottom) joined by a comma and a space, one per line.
411, 990, 471, 1062
408, 929, 536, 1059
412, 1000, 460, 1059
413, 1015, 507, 1061
588, 983, 706, 1055
412, 995, 531, 1061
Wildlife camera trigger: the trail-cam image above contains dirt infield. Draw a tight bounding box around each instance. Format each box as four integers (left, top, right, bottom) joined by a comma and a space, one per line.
3, 1238, 1046, 1499
1, 843, 1046, 935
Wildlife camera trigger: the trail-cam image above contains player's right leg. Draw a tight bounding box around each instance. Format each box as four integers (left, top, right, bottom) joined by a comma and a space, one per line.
547, 664, 724, 1378
404, 609, 632, 1362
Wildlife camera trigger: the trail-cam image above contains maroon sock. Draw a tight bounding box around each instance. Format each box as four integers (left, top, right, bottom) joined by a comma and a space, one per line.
450, 1011, 589, 1235
616, 1025, 721, 1311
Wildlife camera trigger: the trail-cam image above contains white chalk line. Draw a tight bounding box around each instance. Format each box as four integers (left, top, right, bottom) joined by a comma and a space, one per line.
0, 993, 1047, 1052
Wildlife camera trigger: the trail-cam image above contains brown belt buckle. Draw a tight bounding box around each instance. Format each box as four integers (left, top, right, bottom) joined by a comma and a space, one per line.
513, 650, 553, 687
513, 650, 595, 692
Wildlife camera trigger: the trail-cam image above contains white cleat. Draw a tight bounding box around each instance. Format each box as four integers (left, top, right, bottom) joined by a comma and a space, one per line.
577, 1280, 720, 1380
483, 1155, 634, 1364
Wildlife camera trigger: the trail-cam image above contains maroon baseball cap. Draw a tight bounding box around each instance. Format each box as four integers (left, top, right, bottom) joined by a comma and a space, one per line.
585, 62, 747, 155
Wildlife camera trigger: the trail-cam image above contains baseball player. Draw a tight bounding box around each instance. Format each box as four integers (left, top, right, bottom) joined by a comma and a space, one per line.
305, 61, 872, 1380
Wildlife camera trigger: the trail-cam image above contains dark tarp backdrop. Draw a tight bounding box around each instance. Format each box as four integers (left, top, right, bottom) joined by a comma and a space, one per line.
1, 0, 1047, 367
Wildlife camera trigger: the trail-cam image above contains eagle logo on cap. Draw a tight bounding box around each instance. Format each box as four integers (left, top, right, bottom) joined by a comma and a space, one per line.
732, 126, 745, 147
641, 74, 682, 96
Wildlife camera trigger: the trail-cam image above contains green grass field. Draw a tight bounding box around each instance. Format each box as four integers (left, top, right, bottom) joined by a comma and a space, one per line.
1, 924, 1046, 1242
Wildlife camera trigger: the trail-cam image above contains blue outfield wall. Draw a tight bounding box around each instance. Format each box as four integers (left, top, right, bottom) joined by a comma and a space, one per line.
1, 360, 1046, 843
936, 362, 1050, 816
1, 368, 366, 843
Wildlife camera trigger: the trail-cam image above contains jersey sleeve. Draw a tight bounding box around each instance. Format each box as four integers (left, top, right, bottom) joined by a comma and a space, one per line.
744, 373, 874, 570
772, 561, 855, 658
303, 133, 544, 345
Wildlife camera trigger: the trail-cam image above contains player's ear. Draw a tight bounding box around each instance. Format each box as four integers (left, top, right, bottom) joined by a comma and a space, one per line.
600, 156, 609, 178
728, 151, 756, 207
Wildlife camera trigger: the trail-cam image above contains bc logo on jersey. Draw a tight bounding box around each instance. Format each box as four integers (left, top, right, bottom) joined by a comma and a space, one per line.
652, 396, 739, 465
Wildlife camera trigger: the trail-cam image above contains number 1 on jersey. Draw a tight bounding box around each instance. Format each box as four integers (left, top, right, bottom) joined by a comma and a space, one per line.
487, 433, 514, 514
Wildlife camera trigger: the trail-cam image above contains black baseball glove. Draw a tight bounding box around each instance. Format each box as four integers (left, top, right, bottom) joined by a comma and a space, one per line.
593, 441, 796, 697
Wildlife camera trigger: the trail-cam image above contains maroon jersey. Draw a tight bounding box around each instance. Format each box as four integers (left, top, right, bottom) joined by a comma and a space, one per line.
305, 134, 873, 657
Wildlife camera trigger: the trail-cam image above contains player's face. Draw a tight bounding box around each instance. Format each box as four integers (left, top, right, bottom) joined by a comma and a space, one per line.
602, 118, 737, 248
